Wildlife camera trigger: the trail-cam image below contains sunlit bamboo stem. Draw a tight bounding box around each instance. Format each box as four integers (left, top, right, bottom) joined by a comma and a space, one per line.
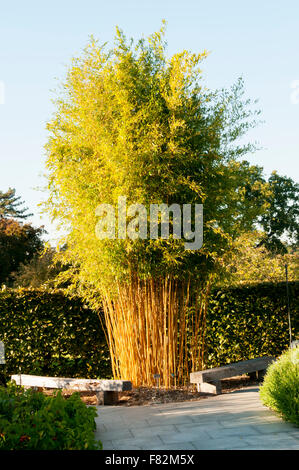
101, 276, 211, 387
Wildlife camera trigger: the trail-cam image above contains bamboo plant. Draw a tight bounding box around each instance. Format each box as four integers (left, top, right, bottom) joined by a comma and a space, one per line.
44, 23, 269, 386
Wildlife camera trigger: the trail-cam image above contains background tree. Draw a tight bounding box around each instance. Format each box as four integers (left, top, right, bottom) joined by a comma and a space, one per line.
0, 188, 32, 220
0, 219, 44, 286
45, 25, 270, 385
12, 246, 67, 288
220, 231, 299, 286
258, 172, 299, 254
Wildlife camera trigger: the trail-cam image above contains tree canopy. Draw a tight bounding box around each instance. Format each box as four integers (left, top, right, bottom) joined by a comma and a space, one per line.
220, 231, 299, 286
258, 172, 299, 253
0, 188, 32, 220
12, 246, 67, 288
45, 24, 269, 294
0, 188, 45, 286
0, 218, 44, 285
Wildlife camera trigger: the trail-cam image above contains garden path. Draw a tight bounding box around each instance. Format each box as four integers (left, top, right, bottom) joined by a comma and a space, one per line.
95, 386, 299, 450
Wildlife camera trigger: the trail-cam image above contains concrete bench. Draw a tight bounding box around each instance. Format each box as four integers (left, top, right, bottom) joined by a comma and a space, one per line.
11, 374, 132, 405
190, 356, 275, 395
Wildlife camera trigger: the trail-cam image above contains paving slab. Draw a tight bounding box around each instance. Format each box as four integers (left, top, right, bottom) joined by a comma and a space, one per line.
94, 386, 299, 450
150, 442, 197, 450
158, 429, 208, 444
111, 436, 164, 450
251, 421, 298, 434
191, 436, 248, 450
130, 424, 177, 438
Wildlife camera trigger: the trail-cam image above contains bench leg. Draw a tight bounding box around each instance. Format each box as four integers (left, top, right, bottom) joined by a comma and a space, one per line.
198, 381, 222, 395
104, 391, 119, 405
211, 381, 222, 394
257, 369, 266, 382
96, 391, 119, 405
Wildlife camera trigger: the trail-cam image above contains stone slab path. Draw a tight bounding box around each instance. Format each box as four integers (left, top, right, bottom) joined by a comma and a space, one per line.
94, 386, 299, 450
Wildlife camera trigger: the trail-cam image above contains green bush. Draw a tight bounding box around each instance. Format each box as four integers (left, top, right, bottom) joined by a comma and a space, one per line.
260, 346, 299, 426
0, 383, 102, 449
0, 288, 111, 383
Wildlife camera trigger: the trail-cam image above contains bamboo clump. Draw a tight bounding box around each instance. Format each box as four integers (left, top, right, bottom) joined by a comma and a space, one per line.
101, 276, 210, 387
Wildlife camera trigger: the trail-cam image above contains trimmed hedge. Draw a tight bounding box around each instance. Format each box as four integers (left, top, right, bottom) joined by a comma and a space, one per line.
205, 281, 299, 367
0, 288, 112, 384
0, 282, 298, 383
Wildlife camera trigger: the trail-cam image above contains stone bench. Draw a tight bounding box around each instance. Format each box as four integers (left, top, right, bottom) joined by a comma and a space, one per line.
190, 356, 275, 395
11, 374, 132, 405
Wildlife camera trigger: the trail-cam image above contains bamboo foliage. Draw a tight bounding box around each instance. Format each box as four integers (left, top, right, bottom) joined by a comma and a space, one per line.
102, 276, 210, 387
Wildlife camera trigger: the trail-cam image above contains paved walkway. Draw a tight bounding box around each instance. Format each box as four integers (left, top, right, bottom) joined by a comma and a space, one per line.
95, 386, 299, 450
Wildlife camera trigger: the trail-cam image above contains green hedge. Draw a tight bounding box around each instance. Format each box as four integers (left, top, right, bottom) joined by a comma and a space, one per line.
0, 283, 298, 383
0, 288, 112, 384
205, 281, 299, 367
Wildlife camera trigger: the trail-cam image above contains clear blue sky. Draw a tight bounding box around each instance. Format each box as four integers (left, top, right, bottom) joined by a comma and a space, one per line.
1, 0, 298, 244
